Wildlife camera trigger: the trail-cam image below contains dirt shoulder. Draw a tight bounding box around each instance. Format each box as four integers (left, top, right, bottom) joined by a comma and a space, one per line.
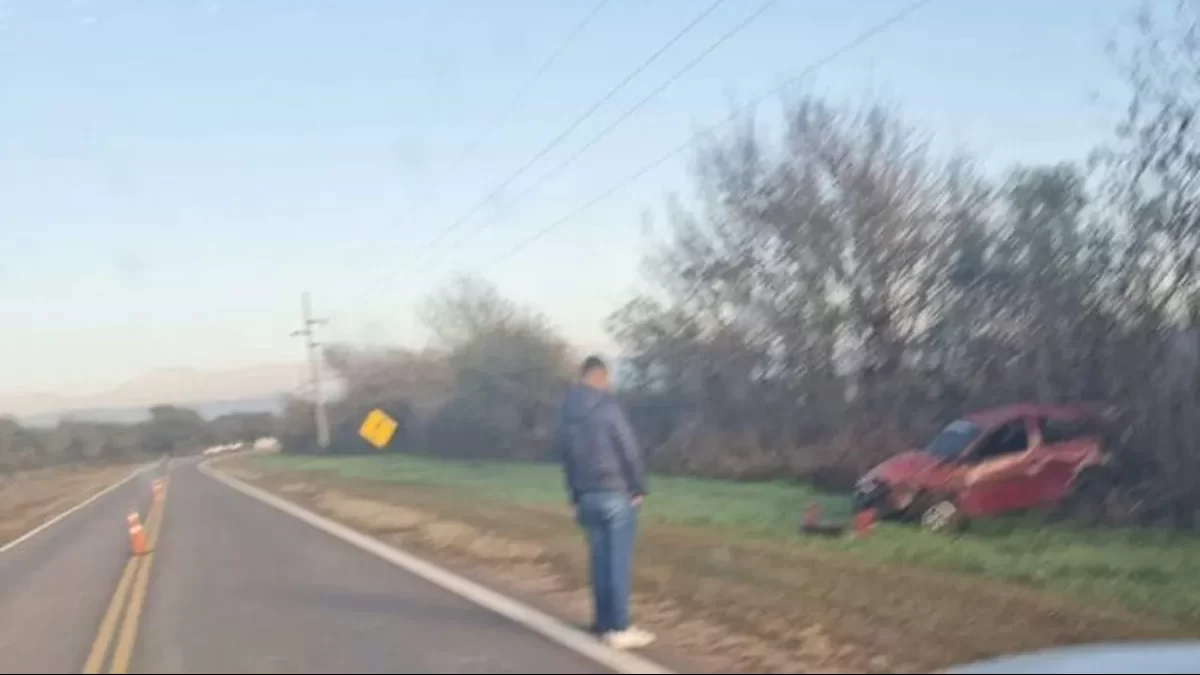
0, 464, 137, 548
216, 458, 1193, 674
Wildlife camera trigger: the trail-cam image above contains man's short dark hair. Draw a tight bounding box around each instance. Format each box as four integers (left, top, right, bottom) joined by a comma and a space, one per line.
580, 355, 607, 377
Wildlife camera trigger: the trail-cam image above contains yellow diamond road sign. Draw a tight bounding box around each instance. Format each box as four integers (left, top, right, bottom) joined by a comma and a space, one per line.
359, 408, 398, 449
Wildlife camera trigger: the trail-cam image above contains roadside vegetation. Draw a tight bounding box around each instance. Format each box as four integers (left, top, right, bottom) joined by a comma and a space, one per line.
0, 405, 271, 546
275, 3, 1200, 534
239, 11, 1200, 666
244, 452, 1200, 625
0, 405, 277, 474
10, 4, 1200, 668
224, 451, 1193, 673
0, 464, 138, 547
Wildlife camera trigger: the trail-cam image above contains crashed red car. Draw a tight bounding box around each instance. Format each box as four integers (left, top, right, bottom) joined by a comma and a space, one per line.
853, 404, 1113, 531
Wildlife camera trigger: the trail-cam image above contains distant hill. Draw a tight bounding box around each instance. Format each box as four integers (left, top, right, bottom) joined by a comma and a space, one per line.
90, 364, 309, 407
0, 363, 324, 422
18, 395, 288, 428
0, 392, 73, 417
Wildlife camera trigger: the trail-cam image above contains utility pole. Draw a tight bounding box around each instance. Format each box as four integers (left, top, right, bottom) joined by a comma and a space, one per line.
291, 292, 331, 449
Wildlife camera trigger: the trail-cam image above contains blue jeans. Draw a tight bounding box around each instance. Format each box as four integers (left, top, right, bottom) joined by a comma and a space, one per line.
575, 491, 639, 633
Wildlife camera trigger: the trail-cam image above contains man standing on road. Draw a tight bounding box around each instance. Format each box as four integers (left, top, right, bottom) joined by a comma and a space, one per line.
554, 355, 655, 650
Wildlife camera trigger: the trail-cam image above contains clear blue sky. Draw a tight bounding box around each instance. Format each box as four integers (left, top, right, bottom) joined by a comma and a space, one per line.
0, 0, 1138, 395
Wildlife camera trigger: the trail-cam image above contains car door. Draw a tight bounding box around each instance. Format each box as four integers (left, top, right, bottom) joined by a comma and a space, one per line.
1026, 415, 1103, 505
956, 417, 1044, 517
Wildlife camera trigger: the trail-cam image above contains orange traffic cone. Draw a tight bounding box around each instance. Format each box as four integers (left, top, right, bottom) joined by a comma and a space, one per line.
800, 502, 845, 536
128, 512, 147, 556
151, 479, 164, 502
853, 508, 877, 538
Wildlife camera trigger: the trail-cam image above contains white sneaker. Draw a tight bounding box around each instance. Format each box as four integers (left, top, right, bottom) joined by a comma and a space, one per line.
602, 627, 656, 650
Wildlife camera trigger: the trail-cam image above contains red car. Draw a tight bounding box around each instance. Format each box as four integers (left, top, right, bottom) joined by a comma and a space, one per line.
853, 404, 1113, 531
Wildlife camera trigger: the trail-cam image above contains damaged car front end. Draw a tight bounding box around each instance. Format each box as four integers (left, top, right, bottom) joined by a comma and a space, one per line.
854, 405, 1111, 531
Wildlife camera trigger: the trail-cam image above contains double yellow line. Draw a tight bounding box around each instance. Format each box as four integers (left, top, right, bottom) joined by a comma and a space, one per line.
83, 483, 168, 674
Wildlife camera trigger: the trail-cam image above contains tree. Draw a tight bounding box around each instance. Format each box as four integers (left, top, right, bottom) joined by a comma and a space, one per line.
0, 405, 281, 473
1084, 0, 1200, 522
420, 276, 574, 459
278, 277, 575, 460
141, 405, 212, 456
0, 417, 42, 472
209, 412, 278, 445
1102, 0, 1200, 319
608, 95, 976, 481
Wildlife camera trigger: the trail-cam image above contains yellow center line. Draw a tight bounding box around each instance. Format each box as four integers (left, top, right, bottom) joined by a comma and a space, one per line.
109, 488, 167, 674
81, 479, 169, 674
81, 557, 139, 674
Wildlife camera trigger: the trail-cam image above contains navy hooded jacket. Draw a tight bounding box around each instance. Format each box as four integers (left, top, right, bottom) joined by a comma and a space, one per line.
553, 383, 646, 504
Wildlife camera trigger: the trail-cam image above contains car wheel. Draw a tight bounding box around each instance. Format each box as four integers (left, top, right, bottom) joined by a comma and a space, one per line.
921, 499, 966, 533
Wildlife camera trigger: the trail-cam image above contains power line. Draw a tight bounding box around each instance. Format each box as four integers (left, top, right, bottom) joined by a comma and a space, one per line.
312, 0, 945, 439
434, 0, 778, 269
413, 0, 729, 254
483, 0, 939, 269
328, 0, 936, 339
328, 0, 613, 274
327, 0, 730, 322
445, 0, 615, 178
329, 0, 940, 407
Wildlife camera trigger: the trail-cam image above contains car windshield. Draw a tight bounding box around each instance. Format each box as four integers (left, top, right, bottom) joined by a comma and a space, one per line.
924, 420, 981, 460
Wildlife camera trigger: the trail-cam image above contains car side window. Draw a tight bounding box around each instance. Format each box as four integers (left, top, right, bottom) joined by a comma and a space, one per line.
1037, 416, 1096, 444
970, 420, 1029, 462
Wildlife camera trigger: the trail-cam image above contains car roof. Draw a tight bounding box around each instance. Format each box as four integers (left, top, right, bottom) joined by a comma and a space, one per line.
963, 403, 1097, 428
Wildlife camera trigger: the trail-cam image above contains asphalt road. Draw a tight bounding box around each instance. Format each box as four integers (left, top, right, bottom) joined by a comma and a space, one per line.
0, 469, 153, 674
0, 462, 610, 674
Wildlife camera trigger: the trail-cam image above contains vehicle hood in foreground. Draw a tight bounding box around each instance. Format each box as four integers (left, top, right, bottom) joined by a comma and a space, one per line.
941, 641, 1200, 674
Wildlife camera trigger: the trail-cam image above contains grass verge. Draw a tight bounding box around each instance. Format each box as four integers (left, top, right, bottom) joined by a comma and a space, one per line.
0, 464, 137, 548
220, 453, 1199, 673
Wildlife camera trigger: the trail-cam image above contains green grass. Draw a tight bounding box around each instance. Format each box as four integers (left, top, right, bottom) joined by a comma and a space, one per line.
250, 452, 1200, 624
256, 452, 852, 529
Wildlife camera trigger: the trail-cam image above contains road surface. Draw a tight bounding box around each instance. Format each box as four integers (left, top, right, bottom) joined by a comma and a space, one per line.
0, 461, 610, 674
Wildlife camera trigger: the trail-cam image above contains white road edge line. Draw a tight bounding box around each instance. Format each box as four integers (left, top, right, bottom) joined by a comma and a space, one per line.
198, 460, 674, 675
0, 464, 150, 554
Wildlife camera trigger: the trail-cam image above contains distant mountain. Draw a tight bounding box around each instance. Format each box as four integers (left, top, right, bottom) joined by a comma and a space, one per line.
97, 364, 309, 407
0, 391, 72, 417
19, 395, 288, 428
0, 363, 315, 419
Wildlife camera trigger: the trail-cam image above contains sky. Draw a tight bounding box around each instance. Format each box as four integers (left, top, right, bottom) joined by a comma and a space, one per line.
0, 0, 1142, 396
